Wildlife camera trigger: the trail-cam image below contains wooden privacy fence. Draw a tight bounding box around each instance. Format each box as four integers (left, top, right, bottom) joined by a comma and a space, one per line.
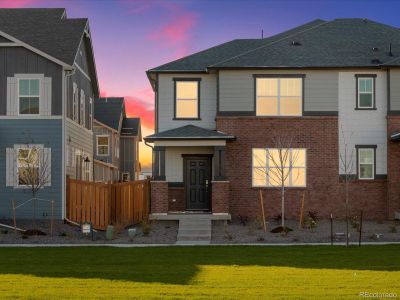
66, 178, 150, 230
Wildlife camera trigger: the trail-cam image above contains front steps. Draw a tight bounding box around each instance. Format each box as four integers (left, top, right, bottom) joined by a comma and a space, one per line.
176, 215, 212, 245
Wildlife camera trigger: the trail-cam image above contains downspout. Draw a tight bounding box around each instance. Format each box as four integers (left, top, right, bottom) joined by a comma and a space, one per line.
62, 67, 76, 220
144, 140, 154, 213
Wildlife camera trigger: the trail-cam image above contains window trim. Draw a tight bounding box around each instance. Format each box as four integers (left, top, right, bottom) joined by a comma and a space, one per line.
80, 89, 85, 126
88, 97, 93, 130
173, 78, 201, 120
253, 74, 305, 117
72, 82, 78, 122
251, 148, 307, 188
96, 135, 110, 156
356, 145, 377, 180
355, 74, 377, 110
18, 78, 41, 116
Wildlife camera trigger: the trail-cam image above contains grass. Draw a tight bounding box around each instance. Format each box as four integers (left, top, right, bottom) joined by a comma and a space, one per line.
0, 245, 399, 299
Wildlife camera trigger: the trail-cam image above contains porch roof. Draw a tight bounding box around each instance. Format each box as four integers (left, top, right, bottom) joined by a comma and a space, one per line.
391, 132, 400, 141
144, 125, 235, 142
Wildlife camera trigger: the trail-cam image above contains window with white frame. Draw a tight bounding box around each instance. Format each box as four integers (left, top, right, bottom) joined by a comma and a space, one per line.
357, 76, 375, 109
175, 80, 200, 119
72, 83, 78, 121
122, 172, 130, 182
97, 135, 109, 156
88, 97, 93, 130
252, 148, 306, 187
115, 136, 119, 159
80, 89, 85, 126
19, 79, 40, 115
358, 147, 375, 179
256, 77, 302, 116
17, 148, 39, 186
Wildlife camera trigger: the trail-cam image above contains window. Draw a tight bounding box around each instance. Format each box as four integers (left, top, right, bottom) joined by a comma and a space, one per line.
357, 147, 375, 179
97, 135, 109, 156
19, 79, 40, 115
17, 148, 39, 186
122, 172, 130, 182
115, 137, 119, 159
88, 97, 93, 130
80, 90, 85, 126
252, 148, 306, 187
174, 79, 200, 119
72, 83, 78, 121
256, 77, 302, 116
356, 76, 375, 109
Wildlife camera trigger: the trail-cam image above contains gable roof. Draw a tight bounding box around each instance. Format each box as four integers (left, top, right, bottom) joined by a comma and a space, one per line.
121, 118, 141, 139
0, 8, 87, 65
144, 125, 235, 142
148, 19, 325, 73
94, 98, 125, 131
148, 18, 400, 74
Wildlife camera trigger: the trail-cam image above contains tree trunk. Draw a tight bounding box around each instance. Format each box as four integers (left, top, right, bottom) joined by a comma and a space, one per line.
281, 184, 285, 227
345, 181, 349, 247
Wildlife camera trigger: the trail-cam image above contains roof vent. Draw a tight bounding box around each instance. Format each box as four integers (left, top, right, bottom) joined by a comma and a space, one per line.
291, 41, 301, 46
372, 47, 378, 52
371, 58, 382, 64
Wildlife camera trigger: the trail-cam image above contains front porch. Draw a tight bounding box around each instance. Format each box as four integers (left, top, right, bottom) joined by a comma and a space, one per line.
145, 125, 235, 217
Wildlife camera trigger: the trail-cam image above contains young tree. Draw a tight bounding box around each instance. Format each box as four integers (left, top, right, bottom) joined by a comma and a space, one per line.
253, 135, 303, 230
339, 126, 355, 247
16, 143, 51, 226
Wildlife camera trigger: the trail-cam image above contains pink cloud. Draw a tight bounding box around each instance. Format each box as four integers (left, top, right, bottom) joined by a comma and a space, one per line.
145, 4, 198, 59
0, 0, 37, 8
124, 95, 154, 129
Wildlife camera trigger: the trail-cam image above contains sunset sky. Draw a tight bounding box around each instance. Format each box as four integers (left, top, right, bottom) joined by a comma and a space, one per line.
1, 0, 400, 172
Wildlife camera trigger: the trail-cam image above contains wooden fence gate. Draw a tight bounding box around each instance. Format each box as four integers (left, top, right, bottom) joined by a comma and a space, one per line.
66, 178, 150, 230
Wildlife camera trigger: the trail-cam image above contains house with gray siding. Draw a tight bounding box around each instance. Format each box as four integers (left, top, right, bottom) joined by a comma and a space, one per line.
145, 18, 400, 221
0, 8, 99, 219
93, 97, 141, 182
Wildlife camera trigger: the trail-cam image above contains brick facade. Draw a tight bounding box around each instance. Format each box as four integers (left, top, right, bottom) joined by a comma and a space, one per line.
150, 181, 168, 214
216, 116, 388, 220
387, 116, 400, 218
212, 181, 230, 213
168, 187, 185, 211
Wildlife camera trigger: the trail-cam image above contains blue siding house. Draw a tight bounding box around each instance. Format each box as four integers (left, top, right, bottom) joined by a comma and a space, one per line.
0, 8, 99, 219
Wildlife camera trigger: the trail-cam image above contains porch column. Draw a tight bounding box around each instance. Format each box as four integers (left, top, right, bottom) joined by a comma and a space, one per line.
153, 146, 165, 180
213, 146, 227, 180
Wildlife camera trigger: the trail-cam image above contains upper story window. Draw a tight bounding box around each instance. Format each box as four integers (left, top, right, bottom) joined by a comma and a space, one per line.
252, 148, 306, 187
72, 83, 78, 122
88, 97, 93, 130
19, 79, 40, 115
80, 89, 85, 126
356, 75, 376, 109
97, 135, 109, 156
357, 146, 376, 180
174, 79, 200, 119
255, 76, 303, 116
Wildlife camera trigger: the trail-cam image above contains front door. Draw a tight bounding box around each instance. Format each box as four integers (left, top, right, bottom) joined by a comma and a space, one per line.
184, 157, 211, 211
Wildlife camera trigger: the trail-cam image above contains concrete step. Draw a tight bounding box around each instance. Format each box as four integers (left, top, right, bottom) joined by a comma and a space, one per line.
177, 234, 211, 241
176, 217, 212, 244
178, 229, 211, 235
176, 240, 210, 245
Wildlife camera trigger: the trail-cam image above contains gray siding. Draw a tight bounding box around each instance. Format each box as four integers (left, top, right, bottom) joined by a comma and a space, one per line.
120, 137, 136, 179
158, 73, 217, 131
0, 47, 63, 115
390, 69, 400, 111
65, 118, 93, 178
0, 119, 63, 219
93, 123, 117, 165
66, 37, 95, 131
218, 70, 338, 113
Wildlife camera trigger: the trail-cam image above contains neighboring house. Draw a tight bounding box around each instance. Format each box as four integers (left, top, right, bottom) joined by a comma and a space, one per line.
0, 8, 99, 219
93, 98, 141, 182
145, 18, 400, 220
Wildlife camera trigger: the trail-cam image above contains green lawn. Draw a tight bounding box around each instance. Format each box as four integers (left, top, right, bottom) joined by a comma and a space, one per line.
0, 245, 399, 299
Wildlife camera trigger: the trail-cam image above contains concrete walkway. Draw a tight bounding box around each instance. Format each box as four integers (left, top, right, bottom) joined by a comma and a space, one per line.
0, 242, 399, 247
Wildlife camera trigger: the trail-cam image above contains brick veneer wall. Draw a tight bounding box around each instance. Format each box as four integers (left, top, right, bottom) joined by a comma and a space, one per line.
150, 181, 168, 214
387, 116, 400, 218
168, 187, 185, 211
216, 116, 388, 220
212, 181, 230, 213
